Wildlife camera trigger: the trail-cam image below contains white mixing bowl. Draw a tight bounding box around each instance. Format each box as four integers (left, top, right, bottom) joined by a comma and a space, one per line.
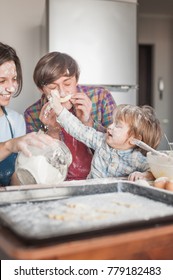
147, 151, 173, 180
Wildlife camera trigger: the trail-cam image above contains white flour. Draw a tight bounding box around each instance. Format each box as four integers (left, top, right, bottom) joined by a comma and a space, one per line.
16, 155, 63, 184
15, 140, 72, 185
1, 192, 173, 240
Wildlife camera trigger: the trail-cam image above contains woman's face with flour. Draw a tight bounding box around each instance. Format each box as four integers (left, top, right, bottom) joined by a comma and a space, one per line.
0, 61, 18, 107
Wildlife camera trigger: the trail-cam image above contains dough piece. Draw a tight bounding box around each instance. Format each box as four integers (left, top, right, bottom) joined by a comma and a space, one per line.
60, 94, 72, 103
51, 89, 72, 103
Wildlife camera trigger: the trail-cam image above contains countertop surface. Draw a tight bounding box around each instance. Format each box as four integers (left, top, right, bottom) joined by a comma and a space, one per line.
1, 222, 173, 260
1, 178, 173, 260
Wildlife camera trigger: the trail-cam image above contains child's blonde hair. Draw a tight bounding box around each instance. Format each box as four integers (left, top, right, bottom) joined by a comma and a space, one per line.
113, 104, 162, 155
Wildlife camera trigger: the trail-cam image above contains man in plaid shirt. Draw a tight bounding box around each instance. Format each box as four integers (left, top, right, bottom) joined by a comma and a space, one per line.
24, 52, 116, 181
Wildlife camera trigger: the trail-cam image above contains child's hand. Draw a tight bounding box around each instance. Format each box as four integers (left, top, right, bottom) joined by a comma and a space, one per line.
128, 171, 154, 181
128, 171, 146, 181
50, 90, 63, 116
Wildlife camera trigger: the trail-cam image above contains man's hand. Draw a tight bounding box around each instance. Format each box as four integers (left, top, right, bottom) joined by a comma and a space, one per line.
71, 92, 92, 125
39, 102, 57, 129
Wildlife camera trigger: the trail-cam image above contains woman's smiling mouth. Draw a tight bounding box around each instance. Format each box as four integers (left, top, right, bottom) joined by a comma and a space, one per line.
0, 93, 11, 99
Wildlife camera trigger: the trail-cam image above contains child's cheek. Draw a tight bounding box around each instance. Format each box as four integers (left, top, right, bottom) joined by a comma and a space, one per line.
112, 130, 121, 141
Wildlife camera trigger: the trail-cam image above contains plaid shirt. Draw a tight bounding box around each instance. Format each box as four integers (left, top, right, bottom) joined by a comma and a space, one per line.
57, 108, 150, 179
24, 85, 116, 133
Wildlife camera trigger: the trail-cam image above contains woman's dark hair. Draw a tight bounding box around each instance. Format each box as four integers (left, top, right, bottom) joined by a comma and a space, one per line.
0, 42, 23, 96
33, 52, 80, 89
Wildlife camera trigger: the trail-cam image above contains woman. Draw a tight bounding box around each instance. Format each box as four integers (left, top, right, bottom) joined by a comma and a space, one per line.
24, 52, 116, 181
0, 42, 26, 186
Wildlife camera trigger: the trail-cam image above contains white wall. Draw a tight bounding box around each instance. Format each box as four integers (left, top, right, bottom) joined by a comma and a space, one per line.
0, 0, 47, 114
138, 15, 173, 147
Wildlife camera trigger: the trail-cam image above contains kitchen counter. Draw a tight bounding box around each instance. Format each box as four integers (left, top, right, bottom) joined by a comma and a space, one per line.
1, 222, 173, 259
1, 178, 173, 260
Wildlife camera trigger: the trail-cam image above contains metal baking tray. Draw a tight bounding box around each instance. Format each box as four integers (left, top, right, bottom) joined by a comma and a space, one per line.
0, 178, 173, 244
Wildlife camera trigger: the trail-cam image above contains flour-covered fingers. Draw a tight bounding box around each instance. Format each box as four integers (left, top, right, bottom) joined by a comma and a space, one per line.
71, 92, 92, 123
12, 133, 55, 157
71, 93, 92, 109
128, 171, 144, 181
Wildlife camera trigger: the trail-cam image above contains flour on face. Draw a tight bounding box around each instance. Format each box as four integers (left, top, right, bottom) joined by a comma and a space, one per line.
0, 61, 18, 97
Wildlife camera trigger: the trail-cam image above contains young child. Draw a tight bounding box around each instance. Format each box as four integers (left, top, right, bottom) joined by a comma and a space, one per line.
50, 91, 162, 181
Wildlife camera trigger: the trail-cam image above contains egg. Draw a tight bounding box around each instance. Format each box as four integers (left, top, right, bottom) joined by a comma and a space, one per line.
153, 177, 169, 189
165, 180, 173, 191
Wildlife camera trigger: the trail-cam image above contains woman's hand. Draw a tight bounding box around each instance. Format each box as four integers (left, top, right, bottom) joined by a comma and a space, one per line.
4, 132, 55, 159
71, 92, 93, 125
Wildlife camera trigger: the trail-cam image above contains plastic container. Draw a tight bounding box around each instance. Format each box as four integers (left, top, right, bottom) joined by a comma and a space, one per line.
15, 140, 72, 185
